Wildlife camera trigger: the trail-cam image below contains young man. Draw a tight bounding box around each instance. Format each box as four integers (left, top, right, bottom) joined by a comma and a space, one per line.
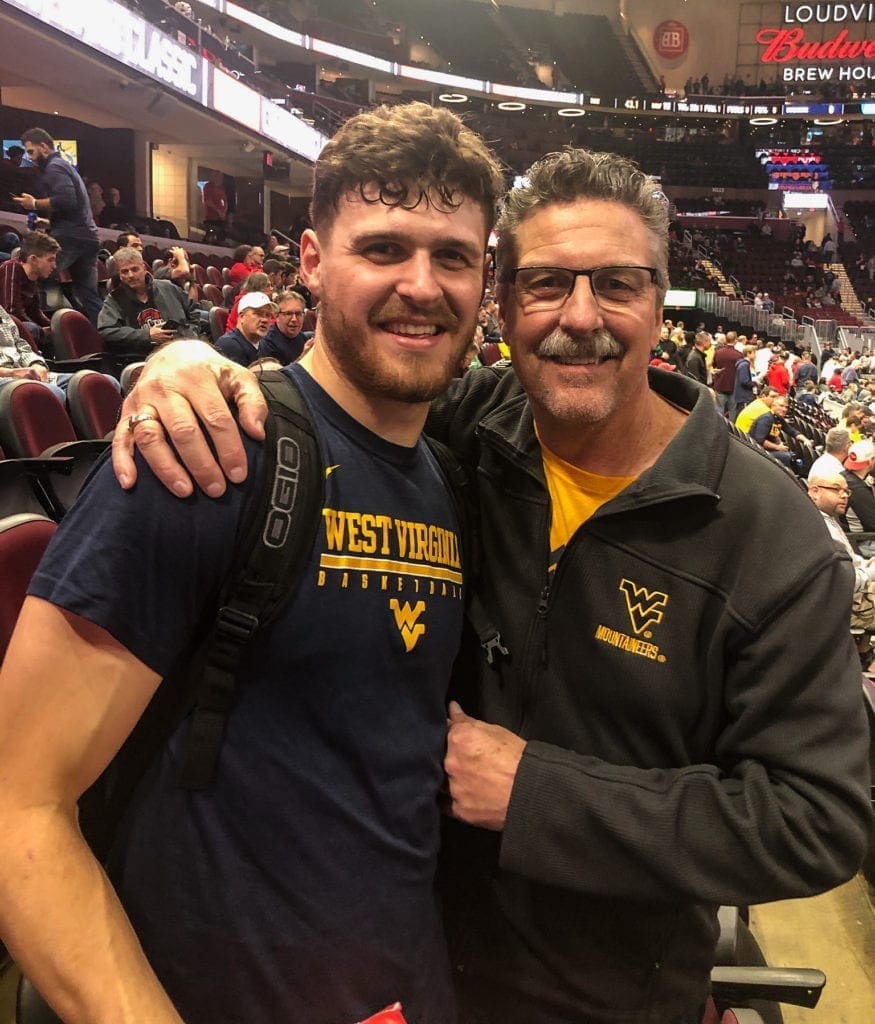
0, 101, 504, 1024
115, 147, 871, 1024
97, 246, 201, 354
0, 230, 59, 346
13, 127, 102, 324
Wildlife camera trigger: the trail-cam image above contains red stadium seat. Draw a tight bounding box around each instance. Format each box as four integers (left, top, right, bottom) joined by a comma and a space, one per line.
0, 513, 57, 662
0, 380, 76, 457
66, 370, 122, 440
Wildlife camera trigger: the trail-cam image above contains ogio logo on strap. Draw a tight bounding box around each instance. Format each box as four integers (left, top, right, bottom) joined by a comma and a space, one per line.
618, 578, 669, 637
390, 599, 426, 652
263, 436, 301, 549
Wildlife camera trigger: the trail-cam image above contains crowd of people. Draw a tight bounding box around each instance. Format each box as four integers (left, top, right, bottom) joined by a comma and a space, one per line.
0, 101, 872, 1024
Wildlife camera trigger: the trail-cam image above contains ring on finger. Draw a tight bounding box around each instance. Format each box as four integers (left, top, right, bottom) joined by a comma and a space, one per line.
127, 411, 160, 433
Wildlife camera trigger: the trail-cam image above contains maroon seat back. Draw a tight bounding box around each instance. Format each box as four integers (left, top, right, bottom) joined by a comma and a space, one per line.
0, 381, 77, 457
66, 371, 123, 439
206, 265, 223, 287
8, 314, 39, 353
0, 513, 57, 661
203, 283, 224, 307
119, 362, 146, 397
209, 306, 230, 343
50, 309, 105, 360
480, 341, 502, 365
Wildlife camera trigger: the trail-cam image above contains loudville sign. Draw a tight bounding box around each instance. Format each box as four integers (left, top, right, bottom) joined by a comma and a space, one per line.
757, 4, 875, 81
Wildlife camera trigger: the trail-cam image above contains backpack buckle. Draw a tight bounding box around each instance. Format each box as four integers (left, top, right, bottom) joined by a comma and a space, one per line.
215, 605, 260, 642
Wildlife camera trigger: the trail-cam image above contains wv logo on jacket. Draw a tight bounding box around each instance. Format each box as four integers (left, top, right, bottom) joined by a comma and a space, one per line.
619, 578, 669, 637
593, 577, 669, 664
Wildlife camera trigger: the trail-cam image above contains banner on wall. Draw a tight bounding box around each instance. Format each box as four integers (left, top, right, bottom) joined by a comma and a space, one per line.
756, 3, 875, 83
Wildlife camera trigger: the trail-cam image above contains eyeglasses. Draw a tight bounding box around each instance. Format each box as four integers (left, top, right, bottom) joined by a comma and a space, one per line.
277, 309, 304, 318
816, 484, 851, 497
508, 265, 658, 311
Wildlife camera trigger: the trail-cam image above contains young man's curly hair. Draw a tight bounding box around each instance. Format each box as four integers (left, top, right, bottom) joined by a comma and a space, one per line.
310, 102, 505, 234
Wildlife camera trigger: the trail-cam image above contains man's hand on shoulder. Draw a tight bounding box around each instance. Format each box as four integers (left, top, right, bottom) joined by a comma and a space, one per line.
444, 702, 525, 831
111, 338, 268, 497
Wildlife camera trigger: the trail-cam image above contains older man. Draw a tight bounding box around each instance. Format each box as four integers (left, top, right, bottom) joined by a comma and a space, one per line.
215, 292, 276, 367
257, 289, 313, 365
0, 101, 503, 1024
97, 246, 200, 354
109, 147, 871, 1024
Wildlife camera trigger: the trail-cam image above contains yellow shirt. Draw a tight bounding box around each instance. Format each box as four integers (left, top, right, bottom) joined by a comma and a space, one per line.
541, 443, 635, 572
735, 398, 768, 434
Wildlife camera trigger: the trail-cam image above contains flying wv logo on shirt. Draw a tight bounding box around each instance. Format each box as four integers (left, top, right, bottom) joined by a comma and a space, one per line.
390, 599, 426, 652
593, 578, 669, 663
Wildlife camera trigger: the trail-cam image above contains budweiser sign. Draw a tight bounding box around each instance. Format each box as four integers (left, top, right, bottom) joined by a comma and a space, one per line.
757, 26, 875, 60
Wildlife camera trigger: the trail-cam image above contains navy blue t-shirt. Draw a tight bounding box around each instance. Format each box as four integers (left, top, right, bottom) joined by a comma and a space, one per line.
30, 364, 464, 1024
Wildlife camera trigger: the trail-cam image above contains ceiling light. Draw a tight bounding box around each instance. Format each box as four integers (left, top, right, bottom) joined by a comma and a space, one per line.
557, 108, 586, 117
814, 117, 843, 125
750, 117, 777, 125
438, 93, 468, 104
497, 101, 526, 111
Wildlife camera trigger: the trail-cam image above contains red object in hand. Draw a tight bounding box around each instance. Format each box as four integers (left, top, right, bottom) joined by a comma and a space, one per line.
358, 1004, 407, 1024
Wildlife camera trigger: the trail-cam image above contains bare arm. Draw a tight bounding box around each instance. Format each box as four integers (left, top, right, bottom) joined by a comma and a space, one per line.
111, 339, 268, 497
0, 598, 185, 1024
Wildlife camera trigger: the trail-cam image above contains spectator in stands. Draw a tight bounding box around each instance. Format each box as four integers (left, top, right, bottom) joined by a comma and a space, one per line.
284, 262, 313, 308
257, 289, 312, 365
829, 363, 845, 392
202, 169, 229, 241
225, 272, 273, 333
228, 244, 264, 287
117, 232, 143, 253
87, 181, 105, 225
266, 231, 289, 257
841, 439, 875, 534
101, 187, 128, 228
0, 303, 66, 403
809, 426, 852, 479
711, 331, 742, 418
765, 352, 790, 394
654, 324, 676, 365
261, 258, 286, 292
732, 345, 759, 415
13, 127, 102, 325
822, 233, 836, 262
797, 379, 821, 407
807, 470, 875, 619
97, 246, 200, 354
761, 291, 774, 313
794, 352, 819, 388
684, 330, 711, 385
215, 292, 276, 367
152, 245, 196, 298
748, 394, 803, 468
842, 359, 861, 388
0, 230, 58, 347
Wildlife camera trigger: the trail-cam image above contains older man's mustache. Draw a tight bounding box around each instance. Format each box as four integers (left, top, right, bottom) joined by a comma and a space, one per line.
536, 328, 624, 363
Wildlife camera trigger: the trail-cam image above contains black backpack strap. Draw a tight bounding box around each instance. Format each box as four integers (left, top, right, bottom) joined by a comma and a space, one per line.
179, 370, 323, 790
